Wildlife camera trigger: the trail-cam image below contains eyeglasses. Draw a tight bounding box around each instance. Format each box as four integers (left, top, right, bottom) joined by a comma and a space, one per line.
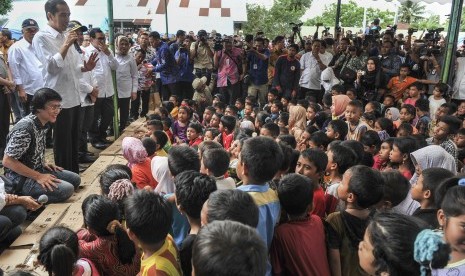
83, 39, 90, 41
47, 104, 63, 112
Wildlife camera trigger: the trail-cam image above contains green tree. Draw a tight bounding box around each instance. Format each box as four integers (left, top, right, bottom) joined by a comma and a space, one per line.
398, 0, 425, 24
0, 0, 12, 16
304, 0, 394, 29
242, 0, 312, 38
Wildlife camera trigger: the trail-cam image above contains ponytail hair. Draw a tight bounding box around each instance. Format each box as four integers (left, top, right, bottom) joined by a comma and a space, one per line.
84, 196, 136, 265
414, 229, 450, 276
38, 226, 79, 276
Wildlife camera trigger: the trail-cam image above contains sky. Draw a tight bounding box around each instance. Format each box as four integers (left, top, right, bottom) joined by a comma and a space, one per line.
246, 0, 453, 23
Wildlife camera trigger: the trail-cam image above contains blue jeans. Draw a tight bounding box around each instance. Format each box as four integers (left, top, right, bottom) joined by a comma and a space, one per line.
6, 169, 81, 203
0, 205, 27, 250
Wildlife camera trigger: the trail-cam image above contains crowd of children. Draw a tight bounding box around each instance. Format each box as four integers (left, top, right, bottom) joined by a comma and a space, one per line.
7, 77, 465, 276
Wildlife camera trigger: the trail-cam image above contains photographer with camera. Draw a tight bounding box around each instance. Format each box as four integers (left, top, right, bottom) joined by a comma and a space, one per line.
420, 30, 444, 95
175, 36, 195, 101
213, 36, 244, 105
329, 37, 349, 67
245, 37, 270, 106
380, 40, 402, 80
268, 36, 287, 87
191, 29, 214, 83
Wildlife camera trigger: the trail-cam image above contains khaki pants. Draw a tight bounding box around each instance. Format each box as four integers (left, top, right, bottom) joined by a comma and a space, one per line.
247, 84, 268, 107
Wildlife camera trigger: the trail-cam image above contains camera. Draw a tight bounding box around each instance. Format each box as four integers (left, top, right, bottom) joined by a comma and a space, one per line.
408, 28, 418, 35
424, 28, 444, 42
290, 22, 303, 33
213, 38, 224, 51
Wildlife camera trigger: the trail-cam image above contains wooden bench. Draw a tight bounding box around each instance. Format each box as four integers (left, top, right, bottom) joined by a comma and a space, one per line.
0, 118, 146, 274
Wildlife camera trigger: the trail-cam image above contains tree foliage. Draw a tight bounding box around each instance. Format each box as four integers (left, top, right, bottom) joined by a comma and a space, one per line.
398, 0, 425, 24
242, 0, 312, 38
304, 0, 394, 29
0, 0, 12, 16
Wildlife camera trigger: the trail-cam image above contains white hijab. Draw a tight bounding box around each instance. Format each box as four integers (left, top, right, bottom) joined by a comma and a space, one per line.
151, 156, 175, 195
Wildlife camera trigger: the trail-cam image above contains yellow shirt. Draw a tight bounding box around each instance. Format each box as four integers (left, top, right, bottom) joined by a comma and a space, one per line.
139, 235, 181, 276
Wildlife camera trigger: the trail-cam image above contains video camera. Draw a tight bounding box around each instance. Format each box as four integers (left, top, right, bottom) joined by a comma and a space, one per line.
290, 22, 303, 33
424, 28, 444, 42
213, 34, 224, 51
408, 28, 418, 35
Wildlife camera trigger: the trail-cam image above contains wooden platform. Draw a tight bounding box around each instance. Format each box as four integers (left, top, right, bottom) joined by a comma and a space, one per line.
0, 118, 147, 274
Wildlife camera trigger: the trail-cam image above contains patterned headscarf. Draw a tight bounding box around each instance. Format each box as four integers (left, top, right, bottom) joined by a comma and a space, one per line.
122, 137, 148, 168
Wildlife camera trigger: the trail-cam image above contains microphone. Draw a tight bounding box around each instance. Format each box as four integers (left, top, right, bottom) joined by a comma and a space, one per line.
67, 25, 83, 54
74, 41, 82, 54
37, 194, 49, 204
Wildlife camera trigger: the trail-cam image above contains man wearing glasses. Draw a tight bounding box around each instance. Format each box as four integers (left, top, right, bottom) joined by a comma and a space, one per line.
8, 19, 45, 115
2, 88, 81, 203
32, 0, 98, 173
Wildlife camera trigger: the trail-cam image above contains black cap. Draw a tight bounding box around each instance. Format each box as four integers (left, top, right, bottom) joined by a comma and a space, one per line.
21, 19, 39, 29
197, 29, 207, 37
67, 21, 88, 32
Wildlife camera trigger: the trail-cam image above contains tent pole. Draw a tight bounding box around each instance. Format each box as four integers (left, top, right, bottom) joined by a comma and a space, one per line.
335, 0, 342, 37
441, 0, 463, 85
164, 0, 169, 36
107, 0, 120, 138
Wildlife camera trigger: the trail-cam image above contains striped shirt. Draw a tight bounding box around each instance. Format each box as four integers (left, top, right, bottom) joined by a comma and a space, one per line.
139, 235, 182, 276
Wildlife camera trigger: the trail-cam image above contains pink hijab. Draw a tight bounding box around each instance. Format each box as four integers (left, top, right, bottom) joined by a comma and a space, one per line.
332, 95, 351, 117
122, 137, 148, 168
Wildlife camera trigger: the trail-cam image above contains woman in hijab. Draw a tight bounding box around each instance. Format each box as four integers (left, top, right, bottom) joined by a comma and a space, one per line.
321, 67, 341, 94
354, 56, 387, 103
393, 145, 457, 216
289, 105, 307, 140
150, 156, 175, 195
331, 94, 351, 119
122, 137, 157, 190
385, 107, 400, 121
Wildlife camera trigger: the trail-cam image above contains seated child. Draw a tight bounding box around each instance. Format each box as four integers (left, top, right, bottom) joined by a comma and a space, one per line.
360, 130, 381, 156
235, 98, 245, 119
374, 117, 394, 139
169, 95, 179, 119
201, 148, 236, 189
373, 137, 394, 171
271, 173, 331, 276
201, 189, 259, 227
397, 122, 414, 137
125, 190, 182, 275
38, 226, 100, 276
295, 149, 327, 218
428, 82, 447, 120
192, 220, 267, 276
404, 82, 423, 106
326, 119, 348, 141
426, 115, 461, 166
122, 137, 157, 190
378, 170, 410, 210
415, 98, 431, 137
209, 112, 222, 128
78, 195, 140, 275
326, 165, 384, 276
428, 102, 457, 137
225, 105, 238, 118
142, 137, 157, 159
270, 100, 283, 122
308, 131, 330, 151
203, 127, 220, 141
187, 122, 203, 147
99, 164, 132, 195
346, 100, 370, 141
411, 167, 454, 229
175, 171, 217, 276
381, 94, 395, 116
202, 106, 215, 128
172, 106, 191, 144
260, 122, 280, 139
150, 130, 169, 156
218, 115, 236, 150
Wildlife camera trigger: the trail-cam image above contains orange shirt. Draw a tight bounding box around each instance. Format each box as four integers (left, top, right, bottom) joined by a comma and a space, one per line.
131, 158, 158, 189
387, 76, 418, 101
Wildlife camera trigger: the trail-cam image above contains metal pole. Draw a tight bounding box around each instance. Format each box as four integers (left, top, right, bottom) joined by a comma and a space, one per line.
441, 0, 463, 85
107, 0, 120, 138
335, 0, 342, 36
164, 0, 169, 36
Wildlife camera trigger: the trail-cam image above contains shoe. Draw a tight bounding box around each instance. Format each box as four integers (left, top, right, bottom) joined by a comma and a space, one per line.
91, 142, 108, 150
100, 138, 113, 145
79, 154, 97, 163
84, 151, 95, 156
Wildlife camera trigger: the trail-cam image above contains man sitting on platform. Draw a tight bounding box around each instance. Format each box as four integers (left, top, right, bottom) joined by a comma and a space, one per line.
2, 88, 81, 203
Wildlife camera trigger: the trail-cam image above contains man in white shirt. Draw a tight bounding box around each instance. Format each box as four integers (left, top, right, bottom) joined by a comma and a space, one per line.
8, 18, 45, 115
32, 0, 98, 173
299, 40, 328, 103
85, 28, 118, 149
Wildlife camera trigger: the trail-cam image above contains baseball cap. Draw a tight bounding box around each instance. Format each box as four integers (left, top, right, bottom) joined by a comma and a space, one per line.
21, 19, 39, 29
192, 76, 207, 90
67, 21, 88, 32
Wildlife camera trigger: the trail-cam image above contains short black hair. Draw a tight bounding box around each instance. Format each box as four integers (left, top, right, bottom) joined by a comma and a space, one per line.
268, 89, 278, 97
347, 165, 384, 208
329, 144, 358, 175
408, 81, 424, 91
45, 0, 67, 20
240, 137, 283, 184
147, 119, 163, 130
168, 146, 200, 177
31, 88, 62, 114
309, 131, 330, 150
360, 130, 382, 149
175, 170, 217, 219
192, 221, 267, 276
376, 117, 395, 137
380, 170, 410, 207
300, 149, 328, 174
188, 122, 203, 134
341, 140, 364, 165
331, 84, 346, 94
1, 29, 12, 40
149, 31, 161, 39
440, 102, 457, 115
125, 190, 172, 245
142, 137, 157, 156
220, 115, 236, 132
328, 119, 348, 140
152, 130, 168, 149
421, 168, 455, 207
398, 122, 413, 136
278, 134, 297, 149
401, 104, 416, 117
434, 82, 449, 94
202, 148, 230, 177
262, 122, 280, 138
207, 189, 259, 227
348, 100, 363, 111
439, 115, 462, 135
89, 27, 103, 38
415, 98, 430, 112
278, 173, 313, 215
99, 165, 131, 195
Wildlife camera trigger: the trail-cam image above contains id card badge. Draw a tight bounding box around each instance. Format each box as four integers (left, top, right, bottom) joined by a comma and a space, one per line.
253, 64, 258, 70
226, 59, 230, 66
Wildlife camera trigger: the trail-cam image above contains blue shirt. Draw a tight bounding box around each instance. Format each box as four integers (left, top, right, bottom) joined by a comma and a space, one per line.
175, 48, 195, 83
247, 49, 270, 86
164, 193, 190, 248
151, 41, 179, 85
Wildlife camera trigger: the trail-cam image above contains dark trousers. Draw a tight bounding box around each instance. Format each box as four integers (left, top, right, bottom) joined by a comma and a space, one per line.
22, 94, 33, 116
219, 81, 241, 105
300, 87, 324, 103
0, 90, 10, 157
178, 81, 193, 101
162, 83, 179, 101
118, 97, 130, 131
194, 68, 212, 85
0, 205, 27, 251
78, 105, 94, 153
131, 89, 150, 119
53, 105, 80, 173
90, 97, 114, 142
